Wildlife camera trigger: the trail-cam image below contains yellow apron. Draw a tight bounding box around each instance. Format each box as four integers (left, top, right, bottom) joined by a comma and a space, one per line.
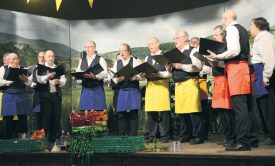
175, 78, 201, 114
0, 91, 2, 120
199, 78, 208, 100
145, 79, 170, 112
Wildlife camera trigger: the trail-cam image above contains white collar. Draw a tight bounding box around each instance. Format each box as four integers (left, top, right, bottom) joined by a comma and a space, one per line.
179, 44, 190, 53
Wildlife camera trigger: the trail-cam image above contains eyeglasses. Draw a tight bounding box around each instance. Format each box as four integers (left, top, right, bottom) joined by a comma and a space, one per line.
85, 45, 95, 49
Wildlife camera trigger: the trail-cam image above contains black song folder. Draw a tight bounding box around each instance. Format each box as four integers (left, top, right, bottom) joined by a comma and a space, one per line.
6, 68, 28, 82
71, 63, 104, 80
134, 62, 158, 75
199, 38, 226, 55
152, 49, 185, 65
37, 64, 65, 79
116, 64, 138, 78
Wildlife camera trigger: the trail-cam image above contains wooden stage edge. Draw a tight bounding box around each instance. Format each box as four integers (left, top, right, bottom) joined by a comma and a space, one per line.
0, 137, 275, 166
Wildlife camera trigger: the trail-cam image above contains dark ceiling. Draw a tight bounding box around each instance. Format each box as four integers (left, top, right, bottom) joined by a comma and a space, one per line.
0, 0, 228, 20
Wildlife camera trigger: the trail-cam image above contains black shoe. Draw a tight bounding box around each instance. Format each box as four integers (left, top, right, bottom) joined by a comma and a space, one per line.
225, 143, 251, 151
179, 138, 190, 143
223, 140, 235, 147
250, 142, 259, 148
190, 138, 204, 145
259, 138, 275, 146
217, 140, 226, 145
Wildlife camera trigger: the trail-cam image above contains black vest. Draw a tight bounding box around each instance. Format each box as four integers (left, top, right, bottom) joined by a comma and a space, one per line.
171, 47, 199, 82
224, 24, 250, 64
38, 66, 62, 99
4, 66, 26, 89
117, 57, 139, 89
32, 66, 49, 91
146, 54, 167, 81
80, 54, 103, 88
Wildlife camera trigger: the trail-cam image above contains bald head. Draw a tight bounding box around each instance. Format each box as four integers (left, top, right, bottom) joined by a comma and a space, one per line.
221, 10, 237, 28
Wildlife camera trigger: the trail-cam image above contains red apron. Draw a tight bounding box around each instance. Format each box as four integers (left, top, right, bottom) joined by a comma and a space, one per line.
212, 75, 232, 109
225, 61, 251, 96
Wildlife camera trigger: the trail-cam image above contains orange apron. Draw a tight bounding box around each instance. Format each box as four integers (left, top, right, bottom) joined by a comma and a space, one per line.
225, 61, 251, 96
212, 76, 232, 109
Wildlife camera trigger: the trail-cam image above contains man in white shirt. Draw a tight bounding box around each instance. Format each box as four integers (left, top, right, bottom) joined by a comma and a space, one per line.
250, 17, 275, 145
169, 30, 204, 145
110, 43, 142, 136
0, 53, 32, 138
208, 10, 257, 151
32, 51, 45, 130
36, 50, 67, 142
76, 41, 108, 112
144, 37, 171, 143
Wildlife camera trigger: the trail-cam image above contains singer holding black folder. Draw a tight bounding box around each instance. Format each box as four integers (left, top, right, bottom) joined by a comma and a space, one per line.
143, 37, 171, 143
109, 43, 142, 136
211, 25, 235, 148
0, 53, 32, 139
169, 30, 204, 145
207, 10, 258, 151
75, 40, 108, 112
31, 51, 45, 130
36, 50, 67, 142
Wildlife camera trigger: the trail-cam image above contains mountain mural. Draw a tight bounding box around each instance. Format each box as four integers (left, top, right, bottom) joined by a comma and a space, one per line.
0, 32, 78, 65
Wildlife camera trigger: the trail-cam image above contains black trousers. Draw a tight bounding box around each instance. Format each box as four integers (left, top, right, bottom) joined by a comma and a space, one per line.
256, 77, 275, 141
218, 109, 236, 141
201, 99, 210, 139
231, 94, 258, 146
147, 111, 170, 139
41, 93, 61, 142
178, 112, 204, 140
0, 119, 6, 139
118, 109, 138, 136
3, 115, 27, 139
34, 112, 43, 130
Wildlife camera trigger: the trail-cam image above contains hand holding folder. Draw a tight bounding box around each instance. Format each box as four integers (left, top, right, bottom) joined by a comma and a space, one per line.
6, 68, 28, 82
134, 62, 158, 76
37, 64, 65, 79
193, 52, 212, 67
71, 63, 104, 80
116, 64, 138, 78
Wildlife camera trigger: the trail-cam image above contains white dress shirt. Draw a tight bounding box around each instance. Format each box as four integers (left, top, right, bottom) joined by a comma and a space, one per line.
251, 30, 275, 81
144, 50, 172, 79
217, 21, 241, 60
36, 63, 67, 93
179, 44, 202, 72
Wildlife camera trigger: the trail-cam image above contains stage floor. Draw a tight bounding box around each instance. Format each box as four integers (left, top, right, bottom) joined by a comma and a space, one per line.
89, 134, 275, 166
141, 135, 275, 157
